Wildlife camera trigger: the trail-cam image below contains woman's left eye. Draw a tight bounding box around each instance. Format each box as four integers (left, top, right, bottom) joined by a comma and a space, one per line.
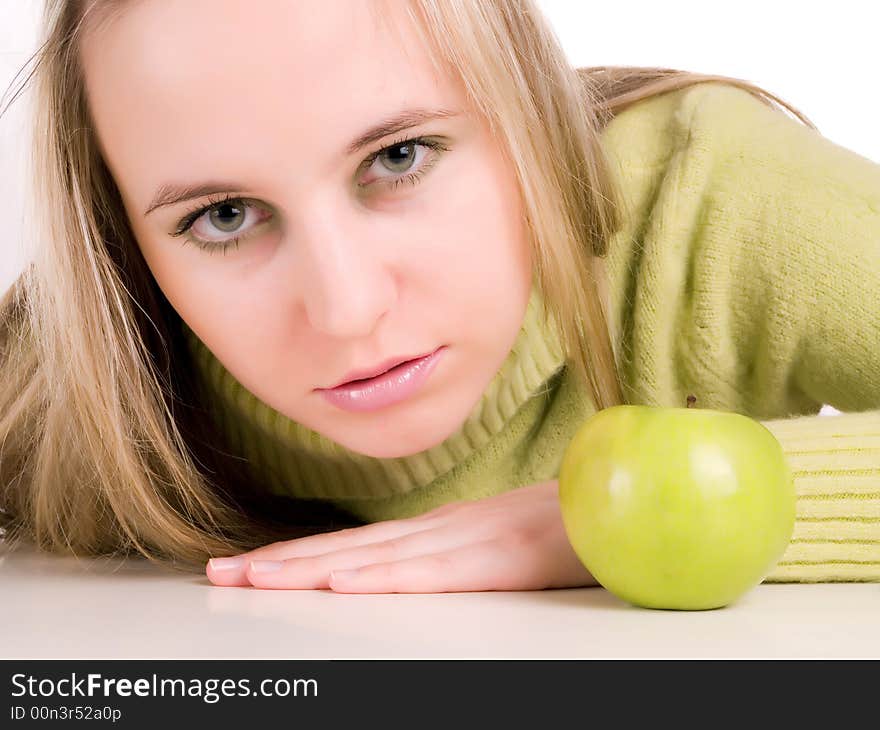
361, 136, 449, 192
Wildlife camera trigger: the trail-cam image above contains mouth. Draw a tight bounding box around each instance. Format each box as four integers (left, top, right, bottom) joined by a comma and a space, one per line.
315, 346, 447, 413
321, 348, 441, 390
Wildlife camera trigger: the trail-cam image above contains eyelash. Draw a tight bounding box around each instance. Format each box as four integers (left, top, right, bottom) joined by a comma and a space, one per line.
170, 135, 451, 255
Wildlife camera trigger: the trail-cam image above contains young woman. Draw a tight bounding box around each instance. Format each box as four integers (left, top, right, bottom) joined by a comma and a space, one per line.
1, 0, 877, 593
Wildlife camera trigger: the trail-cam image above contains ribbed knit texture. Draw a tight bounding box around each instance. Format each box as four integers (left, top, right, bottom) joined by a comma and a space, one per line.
184, 82, 880, 583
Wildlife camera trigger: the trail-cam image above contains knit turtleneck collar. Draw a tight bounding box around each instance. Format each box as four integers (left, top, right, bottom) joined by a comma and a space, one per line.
182, 280, 567, 502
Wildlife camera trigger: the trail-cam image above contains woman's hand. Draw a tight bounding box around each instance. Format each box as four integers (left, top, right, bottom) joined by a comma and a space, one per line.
206, 479, 598, 593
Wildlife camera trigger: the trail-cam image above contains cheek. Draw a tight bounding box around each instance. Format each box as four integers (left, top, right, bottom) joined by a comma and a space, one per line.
135, 232, 286, 361
139, 246, 219, 329
436, 163, 530, 292
174, 277, 299, 400
176, 276, 286, 353
130, 223, 197, 313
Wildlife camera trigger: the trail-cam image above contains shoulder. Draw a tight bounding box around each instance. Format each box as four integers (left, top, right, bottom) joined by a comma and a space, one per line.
599, 80, 791, 172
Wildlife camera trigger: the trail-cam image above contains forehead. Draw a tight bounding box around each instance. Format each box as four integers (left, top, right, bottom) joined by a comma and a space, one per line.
79, 0, 459, 201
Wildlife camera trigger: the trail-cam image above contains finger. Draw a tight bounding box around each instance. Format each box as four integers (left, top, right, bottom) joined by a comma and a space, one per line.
244, 524, 468, 590
326, 538, 545, 594
248, 500, 459, 563
206, 516, 441, 587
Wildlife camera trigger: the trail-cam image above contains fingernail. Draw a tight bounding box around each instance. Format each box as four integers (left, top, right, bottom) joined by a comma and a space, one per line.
250, 560, 284, 573
331, 569, 359, 581
208, 557, 244, 571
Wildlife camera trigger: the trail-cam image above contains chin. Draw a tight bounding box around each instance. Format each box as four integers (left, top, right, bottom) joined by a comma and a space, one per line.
346, 432, 448, 459
340, 414, 460, 459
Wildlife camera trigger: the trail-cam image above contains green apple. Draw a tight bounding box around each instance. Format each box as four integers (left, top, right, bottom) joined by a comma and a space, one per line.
558, 396, 795, 610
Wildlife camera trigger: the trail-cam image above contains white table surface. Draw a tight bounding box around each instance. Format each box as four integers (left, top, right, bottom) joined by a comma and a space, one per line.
2, 540, 878, 659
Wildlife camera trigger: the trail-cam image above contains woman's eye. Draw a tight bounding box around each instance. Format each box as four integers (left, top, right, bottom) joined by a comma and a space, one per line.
361, 137, 449, 191
188, 200, 269, 243
172, 198, 272, 253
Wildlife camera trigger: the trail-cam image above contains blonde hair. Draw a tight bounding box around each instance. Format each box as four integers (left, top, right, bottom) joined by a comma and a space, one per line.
0, 0, 816, 571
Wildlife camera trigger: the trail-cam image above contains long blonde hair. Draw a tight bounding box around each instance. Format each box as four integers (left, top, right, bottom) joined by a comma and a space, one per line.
0, 0, 816, 571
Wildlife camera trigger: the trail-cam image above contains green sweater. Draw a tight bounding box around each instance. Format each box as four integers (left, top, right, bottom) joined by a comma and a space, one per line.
183, 82, 880, 583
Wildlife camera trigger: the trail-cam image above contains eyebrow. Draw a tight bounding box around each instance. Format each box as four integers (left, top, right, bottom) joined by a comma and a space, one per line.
143, 106, 461, 216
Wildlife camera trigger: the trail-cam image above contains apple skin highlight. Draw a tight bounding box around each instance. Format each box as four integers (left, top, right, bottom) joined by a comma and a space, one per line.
557, 396, 796, 611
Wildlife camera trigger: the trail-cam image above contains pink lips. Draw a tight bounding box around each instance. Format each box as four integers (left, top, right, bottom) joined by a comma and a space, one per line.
327, 350, 431, 390
317, 346, 446, 413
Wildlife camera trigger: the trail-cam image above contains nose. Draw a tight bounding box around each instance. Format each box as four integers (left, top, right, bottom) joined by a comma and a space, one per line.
292, 207, 397, 339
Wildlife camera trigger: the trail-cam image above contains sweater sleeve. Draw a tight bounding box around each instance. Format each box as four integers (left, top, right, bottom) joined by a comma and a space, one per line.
683, 84, 880, 582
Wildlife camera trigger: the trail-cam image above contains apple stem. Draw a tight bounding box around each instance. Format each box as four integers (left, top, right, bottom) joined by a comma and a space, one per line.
686, 394, 697, 408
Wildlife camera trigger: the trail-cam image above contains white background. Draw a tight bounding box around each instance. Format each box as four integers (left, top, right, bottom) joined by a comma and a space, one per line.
1, 0, 876, 316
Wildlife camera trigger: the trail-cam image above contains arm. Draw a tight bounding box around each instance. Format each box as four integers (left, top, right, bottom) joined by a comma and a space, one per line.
689, 84, 880, 581
760, 410, 879, 581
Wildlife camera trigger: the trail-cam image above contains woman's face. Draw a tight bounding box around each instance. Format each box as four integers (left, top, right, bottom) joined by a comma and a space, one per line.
80, 0, 533, 458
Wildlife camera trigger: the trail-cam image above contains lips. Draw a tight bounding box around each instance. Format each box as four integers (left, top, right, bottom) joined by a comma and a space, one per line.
317, 346, 447, 412
323, 349, 437, 389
